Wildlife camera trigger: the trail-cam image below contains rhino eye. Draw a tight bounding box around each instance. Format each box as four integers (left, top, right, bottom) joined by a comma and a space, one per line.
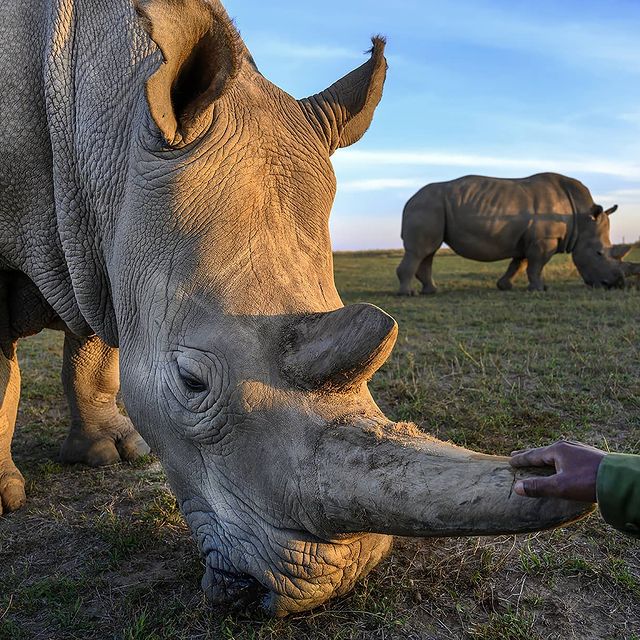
176, 359, 209, 395
180, 371, 207, 393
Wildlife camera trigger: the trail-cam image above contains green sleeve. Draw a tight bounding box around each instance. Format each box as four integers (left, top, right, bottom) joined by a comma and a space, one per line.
596, 453, 640, 538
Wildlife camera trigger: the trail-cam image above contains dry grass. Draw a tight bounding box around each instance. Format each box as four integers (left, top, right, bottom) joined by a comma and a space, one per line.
1, 250, 639, 639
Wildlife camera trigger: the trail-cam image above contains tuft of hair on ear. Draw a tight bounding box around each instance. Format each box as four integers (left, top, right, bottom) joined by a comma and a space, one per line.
367, 35, 387, 54
367, 36, 388, 73
590, 204, 604, 220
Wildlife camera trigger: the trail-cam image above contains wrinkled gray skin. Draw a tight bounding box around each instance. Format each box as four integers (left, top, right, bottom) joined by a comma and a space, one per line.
397, 173, 625, 295
1, 0, 591, 616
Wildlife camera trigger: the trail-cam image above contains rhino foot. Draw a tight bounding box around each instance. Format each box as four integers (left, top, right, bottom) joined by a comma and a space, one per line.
60, 416, 150, 467
419, 286, 437, 295
496, 279, 513, 291
396, 289, 416, 297
0, 461, 26, 515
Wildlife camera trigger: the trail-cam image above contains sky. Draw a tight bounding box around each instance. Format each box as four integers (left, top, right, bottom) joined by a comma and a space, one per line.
224, 0, 640, 250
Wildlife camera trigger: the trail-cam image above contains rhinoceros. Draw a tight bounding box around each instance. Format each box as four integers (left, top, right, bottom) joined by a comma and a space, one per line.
1, 0, 589, 616
397, 173, 626, 295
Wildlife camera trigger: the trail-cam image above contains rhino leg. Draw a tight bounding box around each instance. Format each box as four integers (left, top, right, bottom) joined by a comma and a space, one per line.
396, 251, 422, 295
497, 258, 527, 291
0, 341, 26, 515
416, 253, 437, 295
525, 243, 556, 292
59, 334, 150, 467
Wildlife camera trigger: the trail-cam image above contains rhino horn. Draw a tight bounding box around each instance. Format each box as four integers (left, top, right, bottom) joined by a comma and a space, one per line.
610, 244, 632, 261
281, 304, 397, 392
298, 37, 388, 154
306, 420, 593, 539
135, 0, 243, 147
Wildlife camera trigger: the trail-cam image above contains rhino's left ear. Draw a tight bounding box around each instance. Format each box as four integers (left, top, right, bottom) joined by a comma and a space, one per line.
135, 0, 242, 147
298, 37, 388, 154
590, 204, 605, 220
605, 204, 619, 216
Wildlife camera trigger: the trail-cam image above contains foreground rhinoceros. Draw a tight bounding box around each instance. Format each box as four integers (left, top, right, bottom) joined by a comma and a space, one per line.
1, 0, 589, 616
397, 173, 626, 294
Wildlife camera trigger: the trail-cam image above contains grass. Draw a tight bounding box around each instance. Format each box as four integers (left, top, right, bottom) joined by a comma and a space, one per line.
0, 250, 638, 639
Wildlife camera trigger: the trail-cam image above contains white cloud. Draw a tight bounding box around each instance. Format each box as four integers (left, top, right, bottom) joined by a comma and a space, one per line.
340, 178, 425, 192
333, 149, 640, 181
593, 189, 640, 203
330, 215, 402, 251
618, 112, 640, 127
418, 1, 640, 75
252, 39, 362, 61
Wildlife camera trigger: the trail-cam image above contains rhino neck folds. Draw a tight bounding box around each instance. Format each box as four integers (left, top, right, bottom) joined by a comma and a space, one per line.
560, 193, 580, 254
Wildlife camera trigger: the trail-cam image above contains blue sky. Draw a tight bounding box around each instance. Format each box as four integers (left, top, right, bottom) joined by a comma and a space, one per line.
224, 0, 640, 249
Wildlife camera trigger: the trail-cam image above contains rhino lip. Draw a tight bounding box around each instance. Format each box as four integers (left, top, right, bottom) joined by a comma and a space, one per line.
202, 565, 264, 608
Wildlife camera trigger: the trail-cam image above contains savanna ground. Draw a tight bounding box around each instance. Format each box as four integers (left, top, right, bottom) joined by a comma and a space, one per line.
1, 249, 639, 640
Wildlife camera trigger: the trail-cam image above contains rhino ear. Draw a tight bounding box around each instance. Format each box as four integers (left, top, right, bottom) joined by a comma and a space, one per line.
605, 204, 619, 216
589, 204, 605, 220
298, 37, 387, 155
135, 0, 242, 147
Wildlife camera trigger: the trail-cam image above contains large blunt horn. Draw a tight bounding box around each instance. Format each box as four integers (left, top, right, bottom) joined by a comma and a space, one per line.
306, 421, 593, 539
281, 304, 397, 392
610, 244, 632, 261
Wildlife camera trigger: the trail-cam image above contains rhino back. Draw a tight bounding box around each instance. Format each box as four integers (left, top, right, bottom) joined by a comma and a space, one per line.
440, 173, 591, 261
0, 0, 157, 340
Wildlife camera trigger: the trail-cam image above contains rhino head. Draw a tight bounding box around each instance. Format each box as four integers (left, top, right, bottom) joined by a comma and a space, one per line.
572, 204, 626, 288
109, 0, 590, 615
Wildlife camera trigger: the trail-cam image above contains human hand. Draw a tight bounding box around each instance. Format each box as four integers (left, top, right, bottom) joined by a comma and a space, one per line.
509, 441, 607, 503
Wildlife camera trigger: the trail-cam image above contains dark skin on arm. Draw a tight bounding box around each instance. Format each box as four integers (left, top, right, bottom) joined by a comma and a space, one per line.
510, 441, 607, 503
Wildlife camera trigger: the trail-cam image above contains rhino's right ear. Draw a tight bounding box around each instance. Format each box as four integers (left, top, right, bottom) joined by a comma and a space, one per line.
135, 0, 242, 147
298, 37, 388, 155
589, 204, 605, 220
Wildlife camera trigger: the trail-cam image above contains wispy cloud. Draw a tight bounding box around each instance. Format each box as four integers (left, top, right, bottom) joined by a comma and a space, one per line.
417, 1, 640, 74
333, 149, 640, 181
340, 178, 425, 192
593, 189, 640, 204
252, 39, 362, 61
618, 112, 640, 127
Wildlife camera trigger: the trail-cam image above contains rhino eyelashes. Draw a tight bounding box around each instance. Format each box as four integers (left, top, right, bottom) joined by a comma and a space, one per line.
177, 366, 208, 394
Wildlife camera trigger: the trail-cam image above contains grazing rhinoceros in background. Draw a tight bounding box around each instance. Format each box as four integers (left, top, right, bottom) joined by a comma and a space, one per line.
1, 0, 590, 616
397, 173, 626, 295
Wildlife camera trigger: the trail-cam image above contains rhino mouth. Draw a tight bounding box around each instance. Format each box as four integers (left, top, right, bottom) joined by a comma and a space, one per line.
585, 275, 625, 289
200, 528, 391, 615
183, 498, 392, 616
